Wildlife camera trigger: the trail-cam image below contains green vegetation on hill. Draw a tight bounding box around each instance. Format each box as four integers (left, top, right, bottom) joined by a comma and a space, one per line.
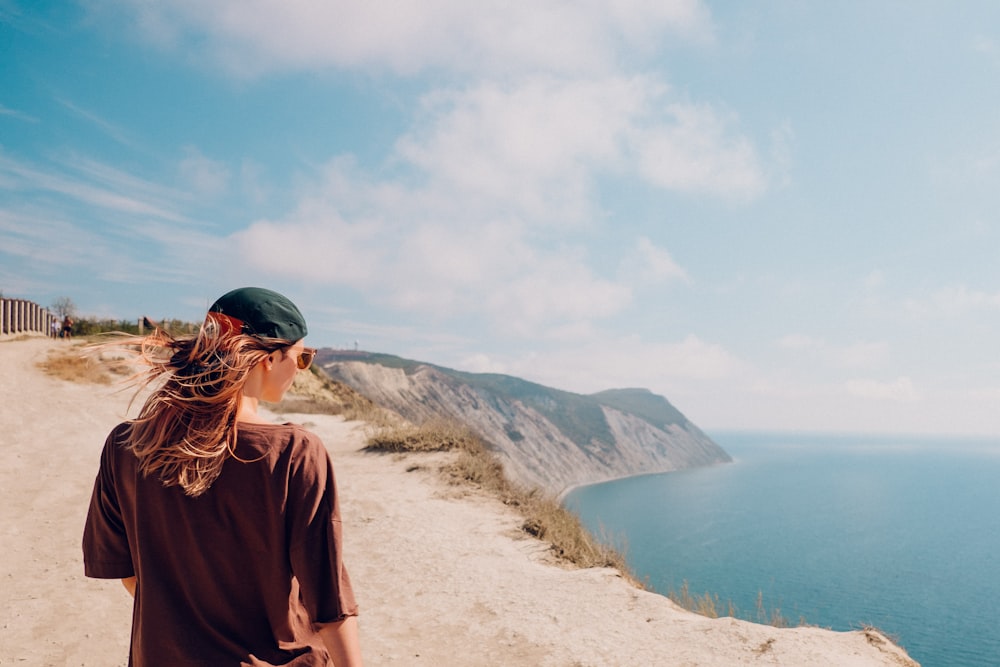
589, 388, 686, 429
450, 371, 616, 449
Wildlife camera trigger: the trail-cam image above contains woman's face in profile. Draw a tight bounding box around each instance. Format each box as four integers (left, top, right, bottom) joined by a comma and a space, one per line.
261, 339, 306, 404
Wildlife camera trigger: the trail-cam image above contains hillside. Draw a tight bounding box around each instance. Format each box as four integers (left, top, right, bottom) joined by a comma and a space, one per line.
316, 350, 731, 494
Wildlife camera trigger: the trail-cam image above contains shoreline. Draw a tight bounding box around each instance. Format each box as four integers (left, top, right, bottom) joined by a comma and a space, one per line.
557, 458, 736, 502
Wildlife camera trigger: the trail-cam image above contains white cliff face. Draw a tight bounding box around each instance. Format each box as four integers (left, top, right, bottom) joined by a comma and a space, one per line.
323, 359, 730, 495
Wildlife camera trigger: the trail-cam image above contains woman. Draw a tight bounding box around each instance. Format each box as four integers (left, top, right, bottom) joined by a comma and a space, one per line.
83, 287, 363, 666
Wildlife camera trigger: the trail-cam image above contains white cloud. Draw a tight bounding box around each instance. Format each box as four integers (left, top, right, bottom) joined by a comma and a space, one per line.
55, 97, 143, 151
234, 198, 632, 335
748, 375, 822, 400
239, 160, 270, 205
0, 152, 187, 222
459, 353, 509, 375
845, 377, 919, 401
178, 147, 230, 197
775, 334, 888, 369
653, 333, 742, 379
864, 269, 885, 289
768, 121, 794, 189
398, 76, 768, 213
631, 102, 767, 199
397, 76, 656, 225
235, 214, 386, 286
619, 237, 690, 284
487, 332, 742, 398
483, 256, 632, 336
0, 208, 106, 269
0, 151, 229, 294
972, 35, 1000, 67
0, 104, 39, 123
904, 285, 1000, 318
777, 333, 823, 350
99, 0, 713, 77
837, 341, 889, 368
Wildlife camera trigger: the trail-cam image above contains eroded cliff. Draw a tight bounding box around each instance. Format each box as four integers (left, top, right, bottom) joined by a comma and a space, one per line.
318, 351, 731, 494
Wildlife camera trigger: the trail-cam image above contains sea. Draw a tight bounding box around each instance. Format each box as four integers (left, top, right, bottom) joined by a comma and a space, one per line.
564, 431, 1000, 667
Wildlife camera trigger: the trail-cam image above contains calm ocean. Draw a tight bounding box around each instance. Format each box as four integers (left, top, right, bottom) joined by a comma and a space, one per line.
564, 432, 1000, 667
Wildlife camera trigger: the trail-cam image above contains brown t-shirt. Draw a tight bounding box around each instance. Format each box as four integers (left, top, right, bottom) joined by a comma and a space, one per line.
83, 421, 358, 666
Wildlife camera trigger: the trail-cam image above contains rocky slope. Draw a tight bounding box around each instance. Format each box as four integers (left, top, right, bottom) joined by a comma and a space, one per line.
316, 350, 731, 494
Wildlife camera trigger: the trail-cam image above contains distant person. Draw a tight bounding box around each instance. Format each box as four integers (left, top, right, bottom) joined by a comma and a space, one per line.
82, 287, 363, 666
50, 318, 59, 338
61, 316, 73, 339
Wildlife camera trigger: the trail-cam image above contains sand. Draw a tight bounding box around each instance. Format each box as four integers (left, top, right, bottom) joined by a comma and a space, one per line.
0, 337, 919, 666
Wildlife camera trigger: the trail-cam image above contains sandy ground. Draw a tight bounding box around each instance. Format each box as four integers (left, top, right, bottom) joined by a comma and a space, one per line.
0, 337, 919, 666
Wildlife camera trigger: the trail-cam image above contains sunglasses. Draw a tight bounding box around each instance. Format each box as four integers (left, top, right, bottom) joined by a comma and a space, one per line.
296, 347, 317, 370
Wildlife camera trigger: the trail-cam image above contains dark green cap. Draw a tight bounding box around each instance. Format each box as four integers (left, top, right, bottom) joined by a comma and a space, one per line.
207, 287, 308, 342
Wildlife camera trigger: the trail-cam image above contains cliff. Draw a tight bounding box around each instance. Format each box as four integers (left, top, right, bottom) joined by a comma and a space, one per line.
316, 350, 731, 494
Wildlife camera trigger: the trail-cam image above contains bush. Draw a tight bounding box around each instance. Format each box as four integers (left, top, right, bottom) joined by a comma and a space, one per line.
66, 317, 201, 337
365, 419, 481, 453
36, 343, 130, 384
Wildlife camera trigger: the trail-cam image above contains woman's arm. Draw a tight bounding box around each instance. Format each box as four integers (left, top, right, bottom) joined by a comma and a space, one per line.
317, 616, 363, 667
121, 576, 136, 597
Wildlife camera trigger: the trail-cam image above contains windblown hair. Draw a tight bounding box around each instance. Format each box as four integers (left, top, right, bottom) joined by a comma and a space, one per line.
108, 319, 292, 497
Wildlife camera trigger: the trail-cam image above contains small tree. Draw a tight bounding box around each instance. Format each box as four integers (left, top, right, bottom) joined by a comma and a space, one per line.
51, 296, 76, 320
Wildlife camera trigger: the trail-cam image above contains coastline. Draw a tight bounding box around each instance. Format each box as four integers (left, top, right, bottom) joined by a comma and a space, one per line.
0, 337, 918, 666
556, 458, 735, 502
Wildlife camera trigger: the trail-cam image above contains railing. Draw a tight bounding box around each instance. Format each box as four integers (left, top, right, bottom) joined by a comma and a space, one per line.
0, 298, 58, 338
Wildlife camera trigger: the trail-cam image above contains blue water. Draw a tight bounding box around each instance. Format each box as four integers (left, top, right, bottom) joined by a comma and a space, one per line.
564, 432, 1000, 667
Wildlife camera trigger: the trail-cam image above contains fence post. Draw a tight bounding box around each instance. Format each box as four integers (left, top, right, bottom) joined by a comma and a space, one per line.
0, 297, 58, 339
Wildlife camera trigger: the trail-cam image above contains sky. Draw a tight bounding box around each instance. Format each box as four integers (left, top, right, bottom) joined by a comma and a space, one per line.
3, 1, 1000, 436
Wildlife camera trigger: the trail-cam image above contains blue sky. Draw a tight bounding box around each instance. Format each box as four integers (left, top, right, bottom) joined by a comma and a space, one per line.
3, 1, 1000, 435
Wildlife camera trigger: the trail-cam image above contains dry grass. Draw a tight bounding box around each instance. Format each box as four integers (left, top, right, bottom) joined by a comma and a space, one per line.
365, 419, 480, 453
669, 581, 729, 619
666, 582, 794, 627
35, 342, 130, 385
272, 368, 396, 427
1, 334, 35, 343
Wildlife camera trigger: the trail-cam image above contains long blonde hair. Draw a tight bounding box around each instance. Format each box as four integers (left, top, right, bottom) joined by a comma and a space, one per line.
111, 320, 292, 497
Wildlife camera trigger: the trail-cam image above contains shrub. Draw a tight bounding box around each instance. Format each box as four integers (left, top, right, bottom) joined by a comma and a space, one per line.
36, 343, 129, 384
365, 419, 481, 453
273, 368, 396, 427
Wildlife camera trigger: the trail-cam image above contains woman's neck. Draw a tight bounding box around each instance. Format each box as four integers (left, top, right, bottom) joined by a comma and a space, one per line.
237, 395, 271, 424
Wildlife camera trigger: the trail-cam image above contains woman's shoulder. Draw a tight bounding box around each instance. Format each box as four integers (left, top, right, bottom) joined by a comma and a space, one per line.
238, 421, 326, 455
104, 421, 132, 449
